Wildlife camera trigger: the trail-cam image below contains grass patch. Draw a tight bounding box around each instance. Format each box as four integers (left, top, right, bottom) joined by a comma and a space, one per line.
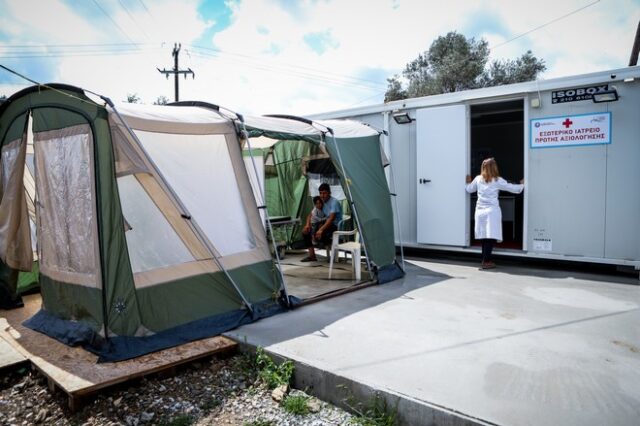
346, 392, 398, 426
255, 347, 294, 389
281, 394, 310, 415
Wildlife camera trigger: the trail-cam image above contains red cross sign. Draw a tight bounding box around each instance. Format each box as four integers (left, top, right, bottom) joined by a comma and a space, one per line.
562, 118, 573, 128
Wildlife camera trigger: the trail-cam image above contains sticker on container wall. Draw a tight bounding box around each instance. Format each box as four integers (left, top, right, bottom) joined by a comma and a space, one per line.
530, 112, 611, 149
533, 238, 552, 252
532, 228, 552, 252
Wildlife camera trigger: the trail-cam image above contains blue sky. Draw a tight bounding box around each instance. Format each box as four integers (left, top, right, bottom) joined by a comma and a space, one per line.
1, 0, 639, 114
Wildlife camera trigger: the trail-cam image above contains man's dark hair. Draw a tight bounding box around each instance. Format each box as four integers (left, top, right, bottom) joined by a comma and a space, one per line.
318, 183, 331, 193
312, 196, 322, 205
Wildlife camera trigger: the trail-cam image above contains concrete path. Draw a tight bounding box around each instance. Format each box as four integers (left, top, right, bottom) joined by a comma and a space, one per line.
226, 259, 640, 425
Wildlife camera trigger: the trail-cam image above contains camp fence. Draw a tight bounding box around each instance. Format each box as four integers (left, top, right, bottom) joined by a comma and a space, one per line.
0, 84, 403, 362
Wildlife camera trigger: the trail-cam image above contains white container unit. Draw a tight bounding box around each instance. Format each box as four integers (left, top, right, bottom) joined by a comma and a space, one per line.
311, 66, 640, 270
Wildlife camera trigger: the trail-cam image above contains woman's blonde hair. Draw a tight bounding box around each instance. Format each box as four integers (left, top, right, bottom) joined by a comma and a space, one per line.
480, 158, 500, 182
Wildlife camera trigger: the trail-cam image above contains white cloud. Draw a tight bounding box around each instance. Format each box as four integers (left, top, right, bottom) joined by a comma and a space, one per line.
1, 0, 639, 114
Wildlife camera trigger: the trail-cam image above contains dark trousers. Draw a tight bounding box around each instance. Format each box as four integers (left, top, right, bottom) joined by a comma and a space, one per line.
303, 223, 337, 248
481, 239, 496, 263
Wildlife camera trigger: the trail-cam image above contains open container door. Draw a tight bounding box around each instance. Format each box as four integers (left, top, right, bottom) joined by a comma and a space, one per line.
416, 105, 468, 246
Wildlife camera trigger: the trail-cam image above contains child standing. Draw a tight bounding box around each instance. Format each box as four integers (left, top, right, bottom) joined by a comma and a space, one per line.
466, 158, 524, 269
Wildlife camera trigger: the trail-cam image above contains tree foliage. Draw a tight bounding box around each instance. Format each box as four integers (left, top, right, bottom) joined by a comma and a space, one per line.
385, 32, 546, 102
154, 95, 169, 105
126, 93, 141, 103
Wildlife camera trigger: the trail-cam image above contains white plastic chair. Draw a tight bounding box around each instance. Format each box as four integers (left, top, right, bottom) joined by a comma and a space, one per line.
328, 229, 361, 281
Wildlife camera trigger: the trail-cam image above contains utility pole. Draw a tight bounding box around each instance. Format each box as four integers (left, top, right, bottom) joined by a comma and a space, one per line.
157, 43, 194, 102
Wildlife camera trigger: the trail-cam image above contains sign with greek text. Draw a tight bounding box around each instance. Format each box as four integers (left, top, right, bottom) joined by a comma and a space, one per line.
530, 112, 611, 149
551, 84, 609, 103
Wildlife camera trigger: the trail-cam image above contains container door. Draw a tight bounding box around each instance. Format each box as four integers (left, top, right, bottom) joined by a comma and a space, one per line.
416, 105, 468, 246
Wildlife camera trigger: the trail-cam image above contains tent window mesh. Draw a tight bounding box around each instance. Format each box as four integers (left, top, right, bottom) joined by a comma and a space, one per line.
0, 138, 33, 270
117, 174, 194, 273
34, 127, 97, 285
136, 131, 256, 256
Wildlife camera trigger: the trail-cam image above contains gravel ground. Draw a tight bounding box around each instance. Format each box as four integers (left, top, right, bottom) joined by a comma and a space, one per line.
0, 353, 354, 426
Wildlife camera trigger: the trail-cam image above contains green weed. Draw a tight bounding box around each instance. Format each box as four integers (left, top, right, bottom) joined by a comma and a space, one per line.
281, 394, 310, 415
255, 347, 294, 389
344, 391, 398, 426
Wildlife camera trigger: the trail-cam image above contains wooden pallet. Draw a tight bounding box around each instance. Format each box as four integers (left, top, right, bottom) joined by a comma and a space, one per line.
0, 331, 27, 371
0, 293, 237, 411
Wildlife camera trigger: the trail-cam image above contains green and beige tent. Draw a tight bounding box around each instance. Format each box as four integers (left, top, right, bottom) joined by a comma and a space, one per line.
0, 84, 403, 361
237, 114, 404, 283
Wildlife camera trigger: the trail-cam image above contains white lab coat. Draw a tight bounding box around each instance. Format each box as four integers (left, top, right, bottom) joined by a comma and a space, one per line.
466, 176, 524, 241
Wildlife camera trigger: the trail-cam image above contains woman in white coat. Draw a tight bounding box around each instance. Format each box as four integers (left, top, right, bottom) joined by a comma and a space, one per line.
466, 158, 524, 269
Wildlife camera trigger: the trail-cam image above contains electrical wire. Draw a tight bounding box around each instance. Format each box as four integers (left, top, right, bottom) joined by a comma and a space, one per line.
117, 0, 151, 40
0, 47, 164, 59
1, 41, 385, 91
188, 50, 381, 90
352, 1, 604, 107
91, 0, 139, 45
188, 45, 387, 89
137, 0, 154, 21
490, 0, 601, 50
0, 42, 155, 49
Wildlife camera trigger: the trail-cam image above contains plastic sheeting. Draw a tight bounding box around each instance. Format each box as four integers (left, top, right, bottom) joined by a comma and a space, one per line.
242, 116, 380, 140
0, 137, 33, 271
135, 131, 256, 257
243, 154, 266, 226
117, 175, 194, 273
34, 125, 99, 288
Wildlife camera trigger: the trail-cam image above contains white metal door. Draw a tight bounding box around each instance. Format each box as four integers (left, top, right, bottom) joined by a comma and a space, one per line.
416, 105, 468, 246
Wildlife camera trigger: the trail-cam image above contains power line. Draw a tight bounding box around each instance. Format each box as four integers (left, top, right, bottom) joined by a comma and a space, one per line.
0, 42, 155, 49
490, 0, 601, 50
1, 42, 382, 93
188, 45, 387, 90
188, 50, 381, 91
137, 0, 154, 20
91, 0, 138, 45
348, 90, 387, 108
190, 44, 387, 88
0, 46, 164, 59
117, 0, 151, 40
0, 50, 162, 59
354, 1, 604, 107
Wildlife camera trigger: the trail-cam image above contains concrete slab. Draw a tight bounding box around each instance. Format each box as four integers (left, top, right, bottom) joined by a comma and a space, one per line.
226, 258, 640, 426
280, 251, 365, 300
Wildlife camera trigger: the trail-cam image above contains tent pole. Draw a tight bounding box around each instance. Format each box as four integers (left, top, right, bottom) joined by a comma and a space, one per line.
383, 112, 405, 271
325, 131, 375, 281
104, 99, 256, 315
238, 122, 291, 307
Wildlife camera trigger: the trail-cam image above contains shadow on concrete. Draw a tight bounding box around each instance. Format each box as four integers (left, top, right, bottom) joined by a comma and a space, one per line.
228, 261, 452, 347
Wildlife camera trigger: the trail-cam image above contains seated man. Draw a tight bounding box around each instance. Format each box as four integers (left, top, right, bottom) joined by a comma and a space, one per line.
301, 183, 342, 262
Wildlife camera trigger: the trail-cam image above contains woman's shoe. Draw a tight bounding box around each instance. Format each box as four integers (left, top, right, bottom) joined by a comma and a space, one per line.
300, 256, 318, 262
481, 261, 496, 270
